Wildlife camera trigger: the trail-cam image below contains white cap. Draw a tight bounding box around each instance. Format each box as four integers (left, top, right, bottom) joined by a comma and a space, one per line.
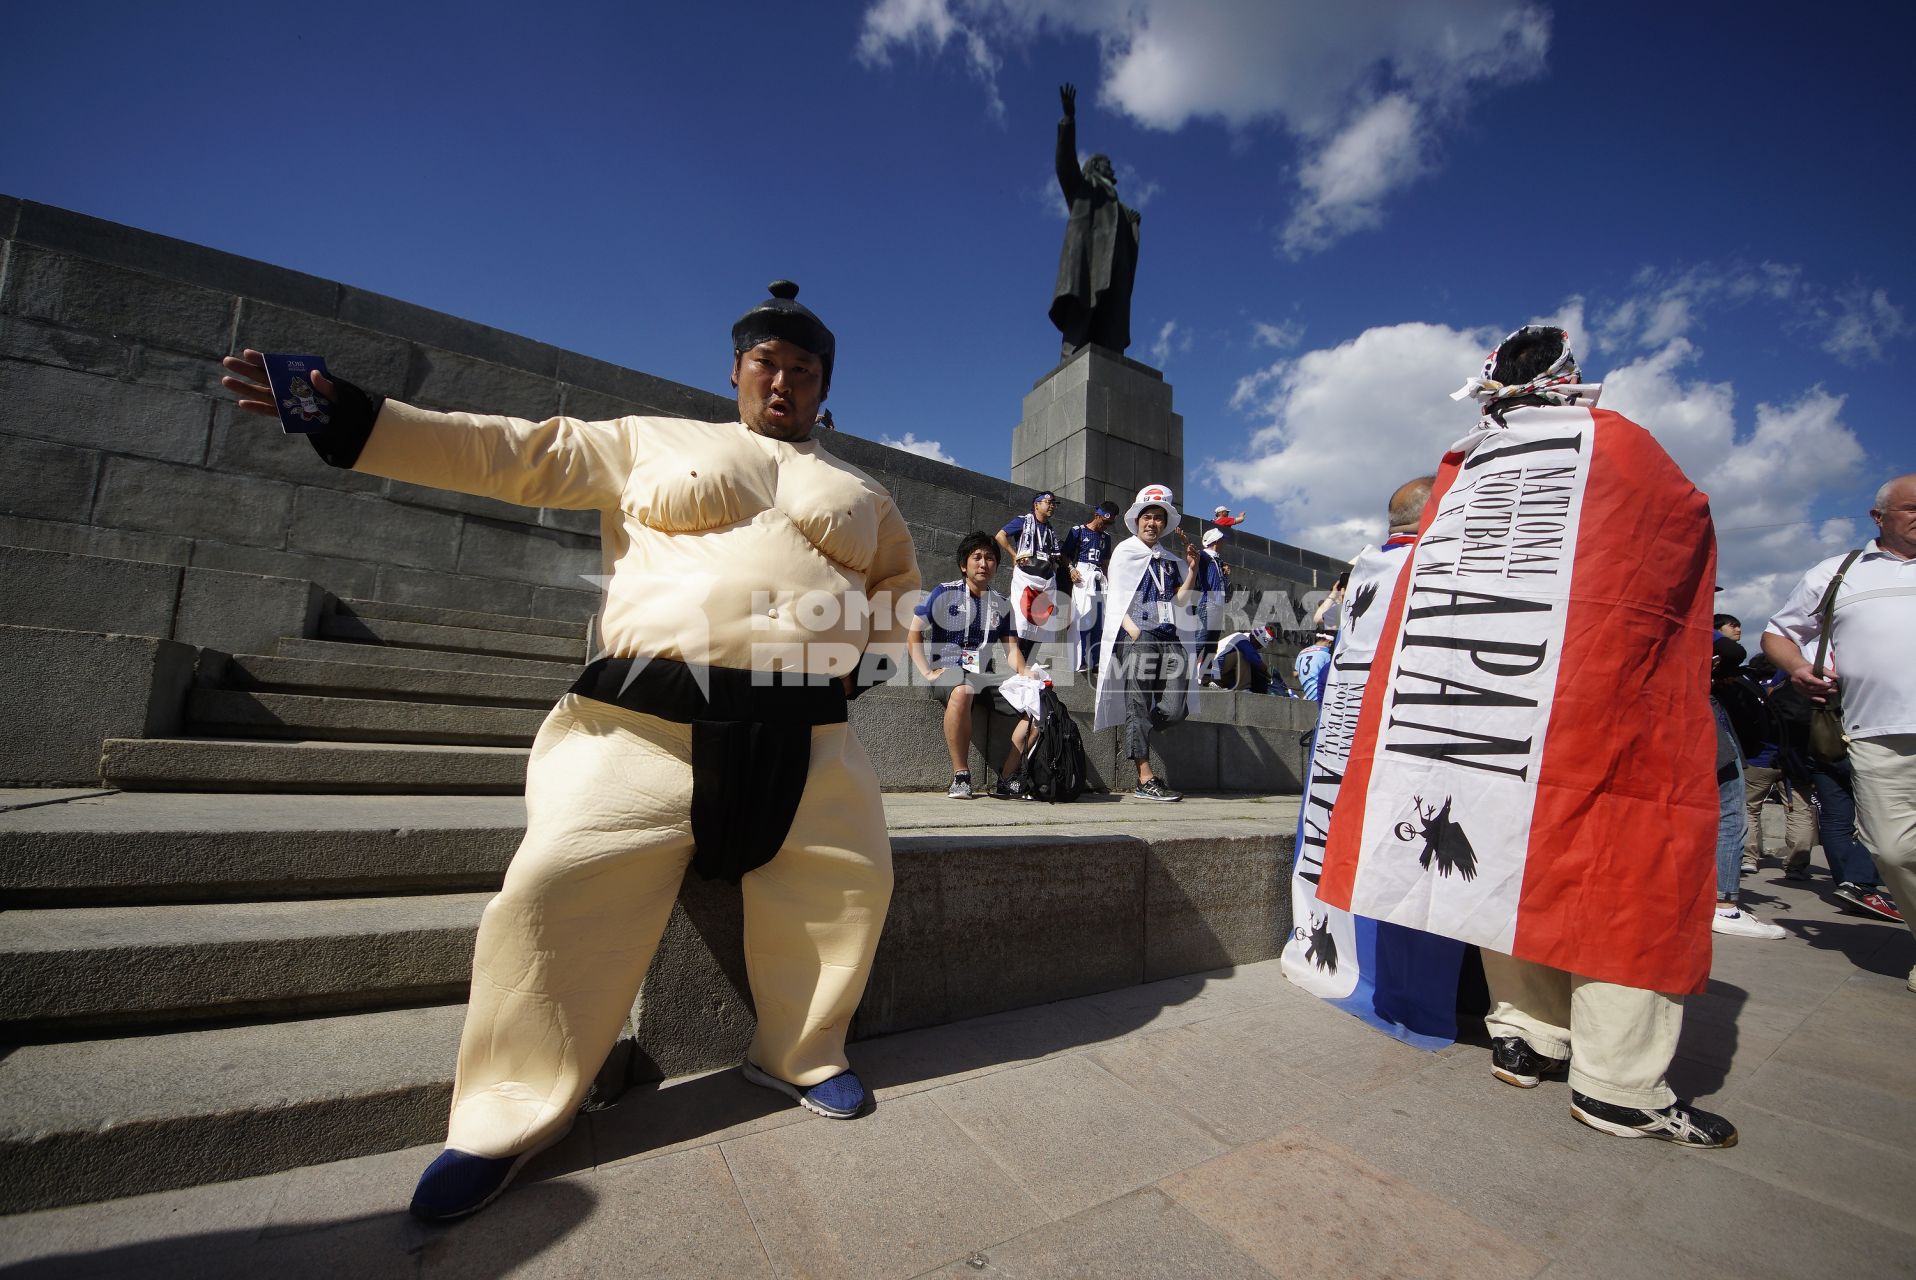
1123, 483, 1180, 536
1201, 528, 1224, 546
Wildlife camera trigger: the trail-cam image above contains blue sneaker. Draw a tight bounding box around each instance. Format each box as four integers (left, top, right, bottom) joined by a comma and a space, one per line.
409, 1148, 536, 1222
408, 1123, 571, 1222
740, 1059, 868, 1118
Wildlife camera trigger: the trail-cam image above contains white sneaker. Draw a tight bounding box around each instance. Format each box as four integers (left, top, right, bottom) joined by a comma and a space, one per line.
1712, 907, 1785, 939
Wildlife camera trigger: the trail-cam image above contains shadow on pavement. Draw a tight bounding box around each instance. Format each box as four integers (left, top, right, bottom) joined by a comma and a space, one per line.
1780, 913, 1911, 978
1, 1182, 599, 1279
1668, 979, 1746, 1099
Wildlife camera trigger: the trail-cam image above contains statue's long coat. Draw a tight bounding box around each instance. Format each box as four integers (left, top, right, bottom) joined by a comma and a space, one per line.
1049, 116, 1139, 352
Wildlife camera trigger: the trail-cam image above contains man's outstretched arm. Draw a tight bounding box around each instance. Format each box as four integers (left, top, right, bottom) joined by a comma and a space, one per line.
220, 348, 631, 511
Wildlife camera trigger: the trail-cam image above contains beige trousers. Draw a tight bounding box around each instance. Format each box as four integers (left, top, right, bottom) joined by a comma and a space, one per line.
1851, 733, 1916, 946
446, 694, 894, 1157
1742, 765, 1814, 866
1481, 950, 1682, 1110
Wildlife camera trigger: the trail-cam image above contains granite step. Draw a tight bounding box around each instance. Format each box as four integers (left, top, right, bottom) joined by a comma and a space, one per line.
315, 614, 584, 662
185, 689, 544, 746
273, 636, 581, 681
0, 792, 526, 906
0, 892, 489, 1033
331, 596, 589, 642
0, 791, 1297, 906
99, 738, 530, 795
0, 1003, 465, 1214
216, 652, 571, 708
0, 792, 1299, 1212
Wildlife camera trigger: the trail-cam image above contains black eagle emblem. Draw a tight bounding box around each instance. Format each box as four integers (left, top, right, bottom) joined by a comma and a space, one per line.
1349, 580, 1378, 622
1394, 795, 1479, 880
1305, 912, 1339, 973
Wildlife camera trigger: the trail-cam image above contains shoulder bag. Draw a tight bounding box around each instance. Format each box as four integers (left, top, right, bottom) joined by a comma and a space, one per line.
1805, 549, 1865, 763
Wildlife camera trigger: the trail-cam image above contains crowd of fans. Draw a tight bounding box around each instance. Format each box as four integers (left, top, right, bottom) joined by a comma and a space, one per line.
916, 484, 1346, 802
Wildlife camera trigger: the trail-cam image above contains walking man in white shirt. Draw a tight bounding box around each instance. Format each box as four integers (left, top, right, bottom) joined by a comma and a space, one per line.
1763, 474, 1916, 989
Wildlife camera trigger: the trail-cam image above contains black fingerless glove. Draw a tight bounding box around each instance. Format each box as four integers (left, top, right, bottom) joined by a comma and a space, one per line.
304, 376, 385, 470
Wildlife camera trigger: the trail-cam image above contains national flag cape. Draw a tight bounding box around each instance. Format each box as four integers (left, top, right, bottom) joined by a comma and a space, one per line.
1092, 536, 1200, 731
1282, 537, 1466, 1048
1317, 406, 1718, 994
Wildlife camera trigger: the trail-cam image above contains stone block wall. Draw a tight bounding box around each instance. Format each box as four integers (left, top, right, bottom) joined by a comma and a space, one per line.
0, 625, 195, 784
1, 195, 1349, 666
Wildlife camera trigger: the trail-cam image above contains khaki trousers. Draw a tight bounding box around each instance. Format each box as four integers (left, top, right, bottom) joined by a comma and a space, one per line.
1742, 765, 1814, 866
1851, 733, 1916, 947
446, 694, 893, 1158
1481, 950, 1682, 1110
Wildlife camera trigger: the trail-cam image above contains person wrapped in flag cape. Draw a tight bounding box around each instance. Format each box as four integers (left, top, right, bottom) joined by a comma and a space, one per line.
1094, 483, 1203, 801
1317, 325, 1738, 1148
1282, 476, 1467, 1049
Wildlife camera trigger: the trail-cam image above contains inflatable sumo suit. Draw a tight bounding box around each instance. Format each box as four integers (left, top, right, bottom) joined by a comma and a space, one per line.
305, 285, 919, 1159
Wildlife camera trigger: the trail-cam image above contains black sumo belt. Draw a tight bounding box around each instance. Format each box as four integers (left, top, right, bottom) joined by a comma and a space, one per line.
568, 656, 849, 884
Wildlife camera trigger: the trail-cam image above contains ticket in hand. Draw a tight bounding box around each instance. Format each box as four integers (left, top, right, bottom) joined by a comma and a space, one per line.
259, 352, 334, 435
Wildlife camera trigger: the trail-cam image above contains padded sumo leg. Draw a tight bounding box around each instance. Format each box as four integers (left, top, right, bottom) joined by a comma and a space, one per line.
443, 694, 893, 1158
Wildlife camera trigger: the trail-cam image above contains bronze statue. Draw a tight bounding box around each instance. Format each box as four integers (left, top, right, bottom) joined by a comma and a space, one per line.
1049, 83, 1141, 358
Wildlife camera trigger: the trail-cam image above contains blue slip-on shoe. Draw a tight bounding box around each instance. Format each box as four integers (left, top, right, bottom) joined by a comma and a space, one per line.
409, 1122, 573, 1222
740, 1059, 868, 1119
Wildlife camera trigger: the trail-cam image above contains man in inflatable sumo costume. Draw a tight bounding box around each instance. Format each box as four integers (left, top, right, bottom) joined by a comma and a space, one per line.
221, 281, 920, 1220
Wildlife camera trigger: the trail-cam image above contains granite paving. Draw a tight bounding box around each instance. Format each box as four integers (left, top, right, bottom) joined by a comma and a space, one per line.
3, 849, 1911, 1279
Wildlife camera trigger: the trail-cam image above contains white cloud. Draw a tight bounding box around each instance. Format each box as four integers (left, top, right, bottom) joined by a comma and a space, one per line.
1593, 261, 1910, 370
1116, 160, 1161, 209
1283, 94, 1428, 253
856, 0, 1553, 252
1210, 320, 1494, 551
1212, 309, 1868, 636
1822, 285, 1912, 366
1253, 318, 1306, 350
1601, 341, 1865, 627
856, 0, 1005, 121
880, 431, 958, 464
1147, 318, 1193, 367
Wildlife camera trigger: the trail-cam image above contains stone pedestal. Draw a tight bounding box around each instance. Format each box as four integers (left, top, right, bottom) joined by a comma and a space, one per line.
1010, 344, 1182, 511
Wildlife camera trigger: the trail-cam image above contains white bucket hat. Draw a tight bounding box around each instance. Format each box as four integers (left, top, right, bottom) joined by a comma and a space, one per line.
1201, 527, 1224, 547
1124, 483, 1179, 536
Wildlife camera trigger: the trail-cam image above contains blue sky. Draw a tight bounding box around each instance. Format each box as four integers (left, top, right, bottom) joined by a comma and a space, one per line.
4, 1, 1910, 627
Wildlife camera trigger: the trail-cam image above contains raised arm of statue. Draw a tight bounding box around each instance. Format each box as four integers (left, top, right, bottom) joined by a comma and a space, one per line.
1055, 103, 1085, 202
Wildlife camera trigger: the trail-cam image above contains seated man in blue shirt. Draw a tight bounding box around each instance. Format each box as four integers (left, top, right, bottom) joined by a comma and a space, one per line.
1205, 624, 1276, 693
910, 532, 1036, 799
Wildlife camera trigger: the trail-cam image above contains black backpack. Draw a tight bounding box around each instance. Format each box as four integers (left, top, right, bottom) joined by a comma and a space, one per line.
1761, 673, 1814, 771
1023, 686, 1088, 802
1716, 672, 1776, 757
